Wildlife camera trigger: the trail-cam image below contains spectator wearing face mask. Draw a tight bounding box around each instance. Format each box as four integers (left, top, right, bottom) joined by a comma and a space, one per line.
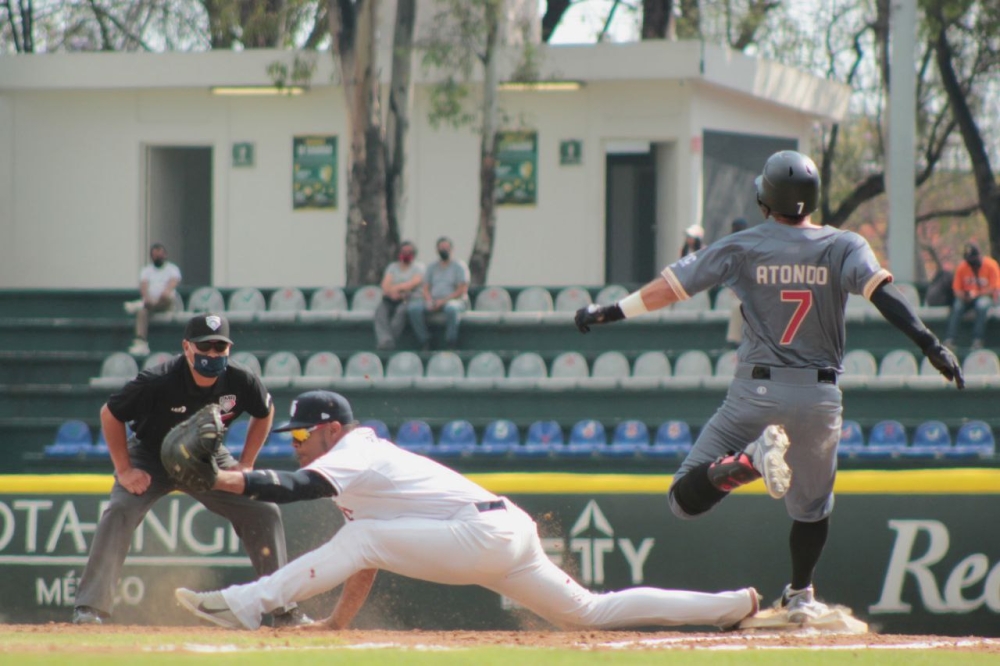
944, 243, 1000, 350
124, 243, 181, 356
407, 236, 470, 351
373, 241, 425, 351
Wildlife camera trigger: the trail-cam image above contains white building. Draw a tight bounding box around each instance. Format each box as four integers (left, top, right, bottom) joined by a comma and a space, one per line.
0, 42, 848, 290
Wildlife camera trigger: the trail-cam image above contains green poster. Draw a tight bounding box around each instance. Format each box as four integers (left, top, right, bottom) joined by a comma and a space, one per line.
293, 135, 338, 210
495, 131, 537, 206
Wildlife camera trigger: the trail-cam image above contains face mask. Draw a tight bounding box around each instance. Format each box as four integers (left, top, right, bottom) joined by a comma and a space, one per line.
193, 353, 228, 377
153, 258, 165, 268
399, 251, 415, 263
438, 249, 450, 261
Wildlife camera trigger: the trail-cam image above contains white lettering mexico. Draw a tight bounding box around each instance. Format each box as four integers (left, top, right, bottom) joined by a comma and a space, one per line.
870, 519, 1000, 614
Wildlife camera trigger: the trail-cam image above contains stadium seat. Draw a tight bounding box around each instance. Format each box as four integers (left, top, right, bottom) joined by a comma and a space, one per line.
259, 287, 306, 322
227, 287, 266, 322
590, 351, 630, 389
230, 351, 262, 376
350, 285, 383, 314
343, 351, 385, 384
385, 351, 424, 388
714, 350, 739, 377
151, 292, 185, 323
479, 419, 520, 456
562, 419, 606, 457
186, 286, 225, 314
396, 419, 434, 455
361, 419, 391, 440
669, 290, 710, 316
879, 349, 919, 379
514, 420, 562, 458
632, 351, 671, 378
258, 430, 294, 459
436, 419, 477, 457
466, 351, 506, 388
292, 351, 344, 389
89, 352, 139, 390
649, 420, 693, 457
953, 420, 995, 458
554, 286, 593, 312
713, 287, 739, 311
962, 349, 1000, 385
894, 282, 921, 309
142, 351, 175, 371
837, 420, 865, 457
425, 351, 465, 379
474, 286, 513, 312
262, 351, 302, 389
607, 419, 649, 457
840, 350, 878, 388
547, 352, 588, 387
44, 419, 94, 458
514, 287, 554, 312
905, 420, 952, 458
506, 352, 547, 388
845, 294, 878, 322
672, 350, 712, 388
864, 419, 907, 458
595, 285, 629, 306
300, 287, 349, 322
224, 420, 250, 457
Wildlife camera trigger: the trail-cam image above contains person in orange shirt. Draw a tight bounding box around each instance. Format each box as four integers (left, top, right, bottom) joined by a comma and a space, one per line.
944, 243, 1000, 350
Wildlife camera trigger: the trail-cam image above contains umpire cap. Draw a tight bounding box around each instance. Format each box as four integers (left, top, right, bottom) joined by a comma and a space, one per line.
272, 390, 355, 432
755, 150, 820, 218
184, 314, 233, 344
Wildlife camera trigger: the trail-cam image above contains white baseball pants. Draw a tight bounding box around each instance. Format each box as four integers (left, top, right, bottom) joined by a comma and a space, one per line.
222, 500, 753, 630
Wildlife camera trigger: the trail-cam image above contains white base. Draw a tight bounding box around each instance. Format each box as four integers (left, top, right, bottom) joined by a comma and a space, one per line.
738, 605, 869, 634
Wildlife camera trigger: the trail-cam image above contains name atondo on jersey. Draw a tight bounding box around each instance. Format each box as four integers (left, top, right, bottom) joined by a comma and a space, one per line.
756, 265, 829, 285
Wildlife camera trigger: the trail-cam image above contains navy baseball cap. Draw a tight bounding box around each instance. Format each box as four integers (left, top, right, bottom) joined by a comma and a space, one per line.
272, 391, 355, 432
184, 314, 233, 344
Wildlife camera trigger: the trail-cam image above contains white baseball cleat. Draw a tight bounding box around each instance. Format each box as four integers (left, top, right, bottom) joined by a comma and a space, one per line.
779, 584, 830, 624
175, 588, 244, 629
746, 425, 791, 499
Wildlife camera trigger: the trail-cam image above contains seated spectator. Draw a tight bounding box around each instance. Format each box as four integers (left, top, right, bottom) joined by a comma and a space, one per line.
407, 236, 469, 350
374, 241, 424, 350
944, 243, 1000, 350
681, 224, 704, 258
124, 243, 181, 356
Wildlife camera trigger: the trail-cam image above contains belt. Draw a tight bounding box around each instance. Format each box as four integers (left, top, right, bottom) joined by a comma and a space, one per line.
735, 363, 837, 385
475, 499, 507, 513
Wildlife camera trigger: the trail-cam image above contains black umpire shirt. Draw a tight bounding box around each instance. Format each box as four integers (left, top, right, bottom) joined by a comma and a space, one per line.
106, 355, 272, 465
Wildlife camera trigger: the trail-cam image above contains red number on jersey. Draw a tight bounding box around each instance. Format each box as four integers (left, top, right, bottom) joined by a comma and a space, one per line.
780, 290, 813, 345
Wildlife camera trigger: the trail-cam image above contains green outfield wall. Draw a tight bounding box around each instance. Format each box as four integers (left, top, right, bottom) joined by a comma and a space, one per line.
1, 470, 998, 635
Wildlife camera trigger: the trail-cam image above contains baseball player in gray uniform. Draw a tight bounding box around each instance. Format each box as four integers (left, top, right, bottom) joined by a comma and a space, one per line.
576, 150, 964, 623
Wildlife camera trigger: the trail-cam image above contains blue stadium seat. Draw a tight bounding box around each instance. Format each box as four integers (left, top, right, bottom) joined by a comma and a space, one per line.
436, 420, 477, 457
514, 420, 562, 458
607, 420, 649, 458
561, 419, 606, 457
361, 419, 391, 440
225, 420, 250, 453
837, 420, 864, 458
905, 420, 952, 458
952, 420, 996, 459
864, 420, 907, 459
44, 420, 94, 458
396, 420, 434, 455
479, 419, 519, 456
649, 420, 693, 457
258, 429, 295, 459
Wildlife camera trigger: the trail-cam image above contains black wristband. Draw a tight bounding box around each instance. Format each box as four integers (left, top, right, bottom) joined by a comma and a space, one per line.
604, 303, 626, 323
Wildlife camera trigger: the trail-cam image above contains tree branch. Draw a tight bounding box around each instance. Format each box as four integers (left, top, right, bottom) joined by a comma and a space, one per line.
916, 203, 981, 223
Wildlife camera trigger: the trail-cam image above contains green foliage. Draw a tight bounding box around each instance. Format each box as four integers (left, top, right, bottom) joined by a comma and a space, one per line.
267, 52, 318, 92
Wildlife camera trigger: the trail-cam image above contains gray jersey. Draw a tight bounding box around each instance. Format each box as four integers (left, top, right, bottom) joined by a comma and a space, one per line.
663, 220, 891, 371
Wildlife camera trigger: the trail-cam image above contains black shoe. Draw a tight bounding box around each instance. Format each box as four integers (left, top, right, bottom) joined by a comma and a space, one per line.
72, 606, 108, 625
272, 607, 313, 628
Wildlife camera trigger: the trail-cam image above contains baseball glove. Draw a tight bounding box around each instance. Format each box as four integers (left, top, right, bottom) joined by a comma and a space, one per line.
161, 403, 225, 492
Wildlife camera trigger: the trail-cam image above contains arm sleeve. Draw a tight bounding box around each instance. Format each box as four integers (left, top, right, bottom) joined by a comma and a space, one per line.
870, 281, 938, 352
242, 469, 336, 504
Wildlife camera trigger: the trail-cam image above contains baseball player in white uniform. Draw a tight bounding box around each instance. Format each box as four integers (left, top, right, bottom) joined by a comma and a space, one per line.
176, 390, 759, 631
575, 150, 964, 623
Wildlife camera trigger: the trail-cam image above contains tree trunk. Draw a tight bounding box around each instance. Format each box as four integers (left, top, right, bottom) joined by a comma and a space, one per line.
934, 25, 1000, 259
541, 0, 571, 42
329, 0, 392, 286
384, 0, 416, 252
675, 0, 700, 39
641, 0, 673, 40
468, 0, 501, 287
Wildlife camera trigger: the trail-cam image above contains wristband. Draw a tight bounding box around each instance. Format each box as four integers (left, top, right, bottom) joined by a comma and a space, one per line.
618, 291, 649, 318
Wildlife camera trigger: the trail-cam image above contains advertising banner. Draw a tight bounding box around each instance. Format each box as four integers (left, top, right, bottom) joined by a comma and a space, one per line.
495, 131, 537, 206
292, 135, 337, 210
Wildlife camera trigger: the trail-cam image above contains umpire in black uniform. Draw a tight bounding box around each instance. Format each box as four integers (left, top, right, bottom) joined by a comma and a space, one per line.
73, 314, 310, 626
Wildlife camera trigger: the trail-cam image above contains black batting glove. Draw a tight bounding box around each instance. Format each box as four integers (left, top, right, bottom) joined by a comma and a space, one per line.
575, 303, 625, 333
923, 342, 965, 389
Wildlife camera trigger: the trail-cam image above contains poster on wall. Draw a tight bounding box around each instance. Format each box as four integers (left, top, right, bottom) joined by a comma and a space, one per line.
495, 131, 537, 206
292, 135, 338, 210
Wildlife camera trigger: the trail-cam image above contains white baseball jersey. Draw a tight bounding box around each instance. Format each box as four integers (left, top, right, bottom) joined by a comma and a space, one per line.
221, 427, 755, 630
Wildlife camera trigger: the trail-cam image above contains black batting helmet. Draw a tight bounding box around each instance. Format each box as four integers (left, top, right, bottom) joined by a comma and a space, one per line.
755, 150, 820, 218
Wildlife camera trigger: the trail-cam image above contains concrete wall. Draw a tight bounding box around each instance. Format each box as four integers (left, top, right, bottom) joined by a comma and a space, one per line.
0, 44, 845, 290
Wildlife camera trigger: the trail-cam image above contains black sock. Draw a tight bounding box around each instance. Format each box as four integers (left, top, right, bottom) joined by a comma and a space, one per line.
670, 462, 729, 516
790, 517, 830, 590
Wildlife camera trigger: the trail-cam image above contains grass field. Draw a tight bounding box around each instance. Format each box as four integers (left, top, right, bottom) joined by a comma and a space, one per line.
2, 628, 998, 665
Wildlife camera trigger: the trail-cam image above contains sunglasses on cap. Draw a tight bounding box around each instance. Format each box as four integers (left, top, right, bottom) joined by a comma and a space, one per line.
193, 340, 231, 353
290, 425, 321, 443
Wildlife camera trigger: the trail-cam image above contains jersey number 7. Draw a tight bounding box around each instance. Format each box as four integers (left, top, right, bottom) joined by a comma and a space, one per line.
780, 290, 813, 345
